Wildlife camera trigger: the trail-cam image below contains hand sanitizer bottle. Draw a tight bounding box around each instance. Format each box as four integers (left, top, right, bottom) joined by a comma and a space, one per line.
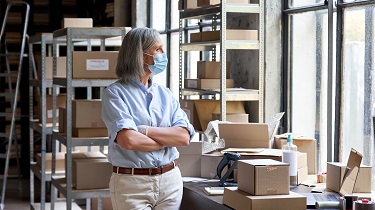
282, 134, 298, 186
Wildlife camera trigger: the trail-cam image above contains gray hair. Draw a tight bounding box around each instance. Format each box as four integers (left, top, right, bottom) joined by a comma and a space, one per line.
116, 27, 160, 81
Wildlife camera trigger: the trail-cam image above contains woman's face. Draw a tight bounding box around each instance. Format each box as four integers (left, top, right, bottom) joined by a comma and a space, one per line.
144, 38, 164, 66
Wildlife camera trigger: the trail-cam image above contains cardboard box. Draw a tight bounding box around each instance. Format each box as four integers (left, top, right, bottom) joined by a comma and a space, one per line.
72, 128, 108, 138
222, 148, 282, 162
297, 152, 307, 169
36, 56, 66, 80
297, 166, 308, 184
70, 151, 107, 160
274, 134, 317, 174
62, 18, 93, 28
58, 107, 66, 133
194, 100, 246, 131
177, 142, 202, 177
38, 94, 66, 123
72, 51, 118, 79
197, 61, 230, 79
190, 31, 201, 42
72, 100, 106, 128
223, 187, 306, 210
237, 159, 289, 195
184, 78, 234, 89
212, 113, 248, 123
180, 100, 201, 131
91, 197, 112, 210
219, 123, 273, 148
178, 0, 198, 10
201, 30, 258, 42
326, 162, 372, 193
200, 151, 228, 179
72, 159, 112, 190
198, 0, 251, 7
36, 152, 65, 171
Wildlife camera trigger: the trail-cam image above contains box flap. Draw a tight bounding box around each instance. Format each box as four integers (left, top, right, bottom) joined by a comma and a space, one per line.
339, 148, 362, 195
218, 123, 269, 141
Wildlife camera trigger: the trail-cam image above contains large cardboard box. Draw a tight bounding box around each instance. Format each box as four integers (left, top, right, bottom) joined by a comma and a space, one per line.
223, 148, 283, 162
198, 0, 250, 7
297, 166, 308, 184
72, 100, 106, 128
62, 18, 93, 28
38, 94, 66, 123
178, 0, 198, 10
66, 151, 107, 178
194, 100, 246, 131
72, 51, 118, 79
212, 113, 248, 122
184, 78, 234, 89
180, 100, 201, 131
237, 159, 289, 195
223, 187, 306, 210
201, 30, 258, 42
326, 162, 372, 193
58, 107, 66, 133
36, 152, 65, 171
36, 56, 66, 80
177, 142, 202, 177
72, 128, 108, 138
72, 159, 112, 190
219, 123, 273, 148
197, 61, 230, 79
274, 134, 317, 174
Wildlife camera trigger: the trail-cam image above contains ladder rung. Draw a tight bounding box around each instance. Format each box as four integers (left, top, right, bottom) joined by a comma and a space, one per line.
0, 93, 14, 97
0, 53, 28, 57
0, 133, 8, 138
0, 73, 18, 77
0, 112, 22, 118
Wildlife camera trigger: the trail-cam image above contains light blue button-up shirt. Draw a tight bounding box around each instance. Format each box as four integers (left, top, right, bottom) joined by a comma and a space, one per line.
101, 79, 195, 168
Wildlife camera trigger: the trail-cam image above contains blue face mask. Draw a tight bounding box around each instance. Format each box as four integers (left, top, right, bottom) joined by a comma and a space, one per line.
144, 52, 168, 75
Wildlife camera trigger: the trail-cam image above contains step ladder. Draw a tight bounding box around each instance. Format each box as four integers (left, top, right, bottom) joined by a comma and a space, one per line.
0, 1, 30, 210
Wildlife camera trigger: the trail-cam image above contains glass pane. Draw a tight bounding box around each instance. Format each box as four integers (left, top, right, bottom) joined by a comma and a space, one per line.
151, 0, 166, 30
290, 10, 336, 172
289, 0, 325, 8
342, 6, 374, 181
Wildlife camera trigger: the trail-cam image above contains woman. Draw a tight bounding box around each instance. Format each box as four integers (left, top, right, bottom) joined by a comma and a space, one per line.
101, 27, 195, 210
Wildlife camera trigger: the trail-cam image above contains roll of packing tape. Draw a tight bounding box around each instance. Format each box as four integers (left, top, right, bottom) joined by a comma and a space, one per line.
354, 199, 375, 210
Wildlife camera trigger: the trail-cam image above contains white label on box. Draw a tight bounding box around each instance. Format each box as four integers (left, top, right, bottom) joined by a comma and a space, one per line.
86, 59, 109, 70
47, 109, 59, 119
187, 80, 198, 88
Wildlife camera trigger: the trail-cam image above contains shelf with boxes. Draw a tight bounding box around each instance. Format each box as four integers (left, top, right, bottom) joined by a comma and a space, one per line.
178, 0, 264, 128
50, 26, 130, 210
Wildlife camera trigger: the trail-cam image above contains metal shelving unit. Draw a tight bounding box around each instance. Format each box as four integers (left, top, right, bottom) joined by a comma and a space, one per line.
50, 27, 129, 210
179, 0, 264, 122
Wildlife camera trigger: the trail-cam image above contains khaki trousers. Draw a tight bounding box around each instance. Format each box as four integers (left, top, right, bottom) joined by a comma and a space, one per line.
109, 167, 183, 210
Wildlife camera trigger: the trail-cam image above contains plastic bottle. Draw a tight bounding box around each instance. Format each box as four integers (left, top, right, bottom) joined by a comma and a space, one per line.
282, 134, 298, 186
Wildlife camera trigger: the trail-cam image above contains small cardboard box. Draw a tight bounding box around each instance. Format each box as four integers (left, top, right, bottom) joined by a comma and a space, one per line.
58, 107, 66, 133
197, 61, 230, 79
224, 148, 282, 162
36, 56, 66, 80
190, 32, 201, 42
178, 0, 198, 10
201, 30, 258, 42
297, 166, 308, 184
219, 123, 273, 148
66, 151, 107, 178
212, 113, 248, 123
72, 51, 118, 79
237, 159, 289, 195
72, 100, 106, 128
91, 197, 112, 210
184, 78, 234, 89
72, 128, 108, 137
62, 18, 93, 28
326, 162, 372, 193
274, 134, 317, 174
72, 159, 112, 190
36, 152, 65, 171
177, 141, 202, 177
38, 94, 66, 124
223, 187, 306, 210
180, 100, 201, 131
198, 0, 251, 7
297, 152, 307, 169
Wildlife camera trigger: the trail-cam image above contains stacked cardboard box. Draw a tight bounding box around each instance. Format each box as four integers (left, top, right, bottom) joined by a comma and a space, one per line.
223, 159, 306, 210
37, 94, 66, 124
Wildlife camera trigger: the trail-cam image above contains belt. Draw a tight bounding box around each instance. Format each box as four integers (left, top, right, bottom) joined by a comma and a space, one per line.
112, 161, 177, 175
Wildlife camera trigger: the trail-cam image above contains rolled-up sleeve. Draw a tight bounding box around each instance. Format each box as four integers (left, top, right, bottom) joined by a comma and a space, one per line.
101, 87, 137, 142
